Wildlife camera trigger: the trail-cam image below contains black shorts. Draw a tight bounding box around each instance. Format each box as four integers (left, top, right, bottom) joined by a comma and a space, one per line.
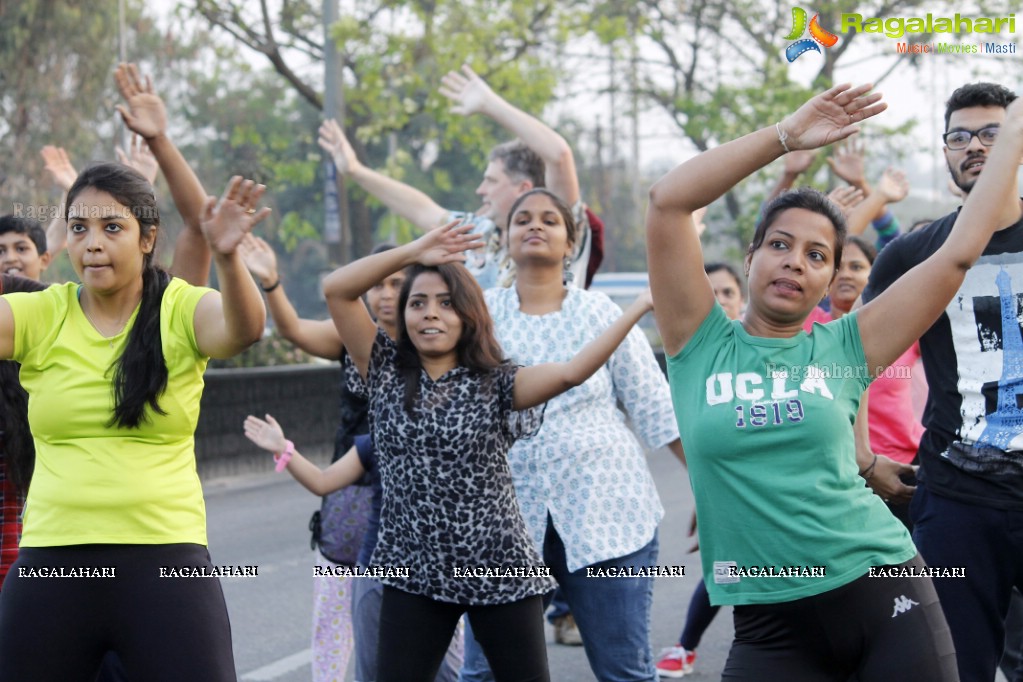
722, 554, 958, 681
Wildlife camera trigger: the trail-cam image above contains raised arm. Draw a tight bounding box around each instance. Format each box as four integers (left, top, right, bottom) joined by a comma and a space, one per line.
647, 83, 886, 356
238, 234, 343, 359
827, 185, 866, 218
318, 119, 448, 230
826, 138, 869, 196
115, 62, 212, 286
192, 177, 269, 358
844, 167, 909, 236
115, 135, 159, 185
244, 414, 366, 496
512, 290, 652, 410
40, 145, 77, 257
322, 220, 484, 376
765, 149, 817, 203
858, 98, 1023, 372
439, 65, 579, 206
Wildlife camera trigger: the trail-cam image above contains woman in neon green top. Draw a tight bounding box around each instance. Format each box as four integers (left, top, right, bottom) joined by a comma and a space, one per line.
0, 162, 267, 681
646, 83, 1023, 680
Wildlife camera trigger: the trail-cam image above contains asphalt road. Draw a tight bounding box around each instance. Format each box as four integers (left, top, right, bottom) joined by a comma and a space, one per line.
203, 445, 735, 681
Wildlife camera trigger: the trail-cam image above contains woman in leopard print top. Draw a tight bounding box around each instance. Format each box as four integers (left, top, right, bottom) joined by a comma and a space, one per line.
322, 220, 653, 682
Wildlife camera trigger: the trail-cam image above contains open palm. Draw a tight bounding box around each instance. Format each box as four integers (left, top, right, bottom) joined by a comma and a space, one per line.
438, 65, 494, 117
202, 177, 272, 255
781, 83, 886, 151
317, 119, 358, 174
415, 220, 485, 266
114, 63, 167, 140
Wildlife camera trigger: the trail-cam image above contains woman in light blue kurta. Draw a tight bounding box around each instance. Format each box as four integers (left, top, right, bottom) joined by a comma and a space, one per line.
466, 188, 685, 682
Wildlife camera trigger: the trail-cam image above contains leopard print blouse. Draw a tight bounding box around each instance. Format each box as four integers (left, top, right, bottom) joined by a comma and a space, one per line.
350, 329, 555, 605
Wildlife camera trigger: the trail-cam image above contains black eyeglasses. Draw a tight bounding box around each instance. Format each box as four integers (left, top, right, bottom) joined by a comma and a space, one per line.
943, 126, 1000, 150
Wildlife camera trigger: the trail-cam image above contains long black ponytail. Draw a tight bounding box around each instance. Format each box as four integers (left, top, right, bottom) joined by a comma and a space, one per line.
109, 264, 170, 428
66, 163, 171, 429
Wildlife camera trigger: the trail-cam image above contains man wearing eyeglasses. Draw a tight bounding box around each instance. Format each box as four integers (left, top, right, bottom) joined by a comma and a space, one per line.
861, 82, 1023, 682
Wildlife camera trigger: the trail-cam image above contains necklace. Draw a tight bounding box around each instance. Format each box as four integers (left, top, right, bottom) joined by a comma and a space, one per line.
81, 300, 134, 347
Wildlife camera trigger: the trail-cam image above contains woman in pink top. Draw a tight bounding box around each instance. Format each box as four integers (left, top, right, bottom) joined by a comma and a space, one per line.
803, 234, 924, 529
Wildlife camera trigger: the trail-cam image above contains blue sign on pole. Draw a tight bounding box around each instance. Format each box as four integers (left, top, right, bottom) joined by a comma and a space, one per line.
324, 160, 341, 244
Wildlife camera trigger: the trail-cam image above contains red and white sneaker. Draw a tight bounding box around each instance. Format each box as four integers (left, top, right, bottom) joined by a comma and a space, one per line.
655, 646, 696, 678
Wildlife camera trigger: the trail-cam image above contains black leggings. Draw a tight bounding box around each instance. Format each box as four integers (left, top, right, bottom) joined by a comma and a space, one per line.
722, 554, 958, 682
0, 544, 236, 682
377, 586, 549, 682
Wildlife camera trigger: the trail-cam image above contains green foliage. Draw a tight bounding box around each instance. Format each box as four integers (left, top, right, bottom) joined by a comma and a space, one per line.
1, 1, 123, 208
276, 211, 321, 252
208, 329, 316, 368
330, 0, 561, 198
578, 0, 931, 255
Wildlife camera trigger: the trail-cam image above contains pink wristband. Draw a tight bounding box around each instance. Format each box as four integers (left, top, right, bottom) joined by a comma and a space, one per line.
274, 440, 295, 473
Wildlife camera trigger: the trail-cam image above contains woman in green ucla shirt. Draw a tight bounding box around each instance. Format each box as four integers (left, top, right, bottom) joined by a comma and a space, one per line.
646, 83, 1023, 680
0, 163, 267, 681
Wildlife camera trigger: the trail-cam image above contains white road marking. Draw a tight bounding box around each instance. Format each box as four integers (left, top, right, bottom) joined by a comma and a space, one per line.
239, 648, 312, 680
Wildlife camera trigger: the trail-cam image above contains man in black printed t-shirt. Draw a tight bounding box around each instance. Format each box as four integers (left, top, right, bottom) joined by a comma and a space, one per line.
861, 82, 1023, 682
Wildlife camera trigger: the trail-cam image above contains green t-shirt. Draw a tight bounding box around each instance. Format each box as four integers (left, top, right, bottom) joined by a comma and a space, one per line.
667, 304, 916, 606
5, 278, 212, 546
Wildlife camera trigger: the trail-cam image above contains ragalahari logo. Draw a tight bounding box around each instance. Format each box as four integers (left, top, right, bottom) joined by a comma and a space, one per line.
784, 7, 839, 62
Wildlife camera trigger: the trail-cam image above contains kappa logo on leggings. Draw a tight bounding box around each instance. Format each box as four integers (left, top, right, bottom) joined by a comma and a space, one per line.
891, 595, 919, 618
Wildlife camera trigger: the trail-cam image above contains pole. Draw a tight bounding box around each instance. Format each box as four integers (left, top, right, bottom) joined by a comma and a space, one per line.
323, 0, 349, 263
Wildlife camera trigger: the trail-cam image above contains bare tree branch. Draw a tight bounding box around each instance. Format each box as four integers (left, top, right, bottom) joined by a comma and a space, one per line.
193, 0, 323, 110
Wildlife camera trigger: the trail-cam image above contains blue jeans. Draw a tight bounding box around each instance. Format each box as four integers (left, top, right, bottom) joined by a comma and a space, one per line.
546, 588, 571, 623
911, 484, 1023, 682
461, 518, 659, 682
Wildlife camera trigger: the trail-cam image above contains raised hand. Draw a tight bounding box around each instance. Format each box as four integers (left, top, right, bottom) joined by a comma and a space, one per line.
630, 288, 654, 315
826, 138, 867, 187
413, 220, 486, 266
1005, 95, 1023, 133
783, 149, 817, 176
827, 185, 865, 217
438, 64, 496, 117
778, 83, 886, 151
115, 134, 159, 184
243, 414, 288, 454
237, 234, 279, 287
876, 168, 910, 203
317, 119, 360, 175
201, 177, 272, 255
40, 145, 77, 191
114, 63, 168, 140
692, 206, 708, 237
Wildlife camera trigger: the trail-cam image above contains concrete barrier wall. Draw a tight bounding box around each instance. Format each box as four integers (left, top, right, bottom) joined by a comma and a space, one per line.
195, 352, 668, 480
196, 363, 342, 479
